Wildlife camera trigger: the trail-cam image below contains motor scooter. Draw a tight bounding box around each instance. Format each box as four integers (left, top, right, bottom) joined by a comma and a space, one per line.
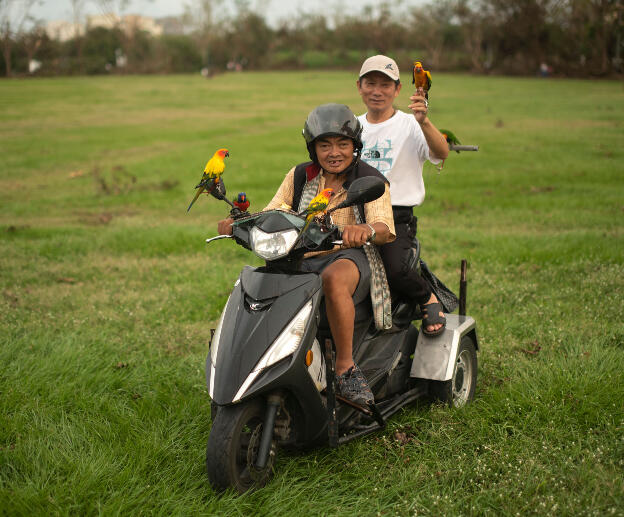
204, 177, 478, 493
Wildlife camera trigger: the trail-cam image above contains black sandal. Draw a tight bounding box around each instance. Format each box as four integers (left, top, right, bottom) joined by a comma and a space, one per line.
422, 301, 446, 337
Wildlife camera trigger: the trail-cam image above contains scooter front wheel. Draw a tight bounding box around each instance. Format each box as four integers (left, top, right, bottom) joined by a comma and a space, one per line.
206, 399, 275, 493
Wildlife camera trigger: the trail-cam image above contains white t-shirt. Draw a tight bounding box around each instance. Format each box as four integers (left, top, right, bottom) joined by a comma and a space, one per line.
358, 110, 441, 207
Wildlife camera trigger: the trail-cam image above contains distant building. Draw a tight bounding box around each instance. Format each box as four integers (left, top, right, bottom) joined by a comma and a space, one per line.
45, 13, 174, 41
45, 20, 84, 42
155, 16, 186, 35
87, 13, 163, 36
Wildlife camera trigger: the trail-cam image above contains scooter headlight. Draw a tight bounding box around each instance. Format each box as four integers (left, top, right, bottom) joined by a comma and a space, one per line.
256, 299, 312, 370
232, 300, 313, 402
249, 226, 299, 261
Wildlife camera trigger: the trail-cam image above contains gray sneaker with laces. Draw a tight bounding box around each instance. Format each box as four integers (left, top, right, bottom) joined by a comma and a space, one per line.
336, 364, 374, 406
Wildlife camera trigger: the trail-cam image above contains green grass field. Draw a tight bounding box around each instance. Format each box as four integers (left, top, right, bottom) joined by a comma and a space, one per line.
1, 71, 623, 516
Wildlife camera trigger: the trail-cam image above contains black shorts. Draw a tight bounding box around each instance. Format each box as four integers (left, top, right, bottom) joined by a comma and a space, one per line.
300, 248, 371, 305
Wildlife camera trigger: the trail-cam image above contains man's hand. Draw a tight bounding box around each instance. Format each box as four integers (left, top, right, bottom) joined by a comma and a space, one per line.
408, 87, 428, 124
217, 217, 234, 236
341, 224, 373, 248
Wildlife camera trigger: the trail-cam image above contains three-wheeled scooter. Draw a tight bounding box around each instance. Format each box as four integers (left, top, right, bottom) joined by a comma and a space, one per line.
204, 177, 478, 493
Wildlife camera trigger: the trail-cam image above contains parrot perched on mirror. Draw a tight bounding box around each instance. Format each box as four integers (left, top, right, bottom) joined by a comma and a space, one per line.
233, 192, 250, 212
299, 188, 333, 234
187, 148, 229, 212
412, 61, 432, 99
439, 129, 461, 152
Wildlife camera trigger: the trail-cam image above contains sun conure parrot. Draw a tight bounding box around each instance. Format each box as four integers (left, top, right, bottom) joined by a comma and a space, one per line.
187, 148, 229, 212
439, 129, 461, 152
299, 188, 333, 234
412, 61, 432, 99
233, 192, 250, 212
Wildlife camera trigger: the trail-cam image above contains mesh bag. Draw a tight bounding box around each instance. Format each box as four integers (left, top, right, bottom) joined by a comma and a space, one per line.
419, 259, 459, 313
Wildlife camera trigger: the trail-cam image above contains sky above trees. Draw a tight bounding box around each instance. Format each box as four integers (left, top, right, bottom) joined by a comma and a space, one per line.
36, 0, 425, 27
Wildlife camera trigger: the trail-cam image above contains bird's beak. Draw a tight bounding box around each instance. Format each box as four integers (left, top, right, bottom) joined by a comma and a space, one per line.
225, 151, 230, 157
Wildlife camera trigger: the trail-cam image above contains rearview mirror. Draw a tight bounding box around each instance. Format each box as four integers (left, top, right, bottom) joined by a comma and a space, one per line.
328, 176, 385, 213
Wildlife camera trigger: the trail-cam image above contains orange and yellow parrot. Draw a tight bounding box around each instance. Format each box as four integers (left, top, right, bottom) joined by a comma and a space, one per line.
299, 188, 333, 234
187, 148, 229, 212
412, 61, 432, 99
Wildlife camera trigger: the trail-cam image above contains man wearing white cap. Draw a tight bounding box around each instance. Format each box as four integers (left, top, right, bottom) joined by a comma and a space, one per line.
356, 54, 449, 336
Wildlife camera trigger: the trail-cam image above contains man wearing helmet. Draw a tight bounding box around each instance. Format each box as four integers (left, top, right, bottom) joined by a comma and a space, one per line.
356, 55, 449, 337
218, 104, 394, 405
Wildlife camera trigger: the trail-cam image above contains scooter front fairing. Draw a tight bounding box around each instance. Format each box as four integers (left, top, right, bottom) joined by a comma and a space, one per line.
206, 266, 328, 420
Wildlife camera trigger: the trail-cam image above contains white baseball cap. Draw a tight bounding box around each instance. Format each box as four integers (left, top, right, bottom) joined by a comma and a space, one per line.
359, 55, 400, 81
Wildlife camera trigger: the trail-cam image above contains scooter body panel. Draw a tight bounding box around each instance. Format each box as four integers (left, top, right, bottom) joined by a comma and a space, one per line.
410, 314, 477, 381
207, 267, 322, 404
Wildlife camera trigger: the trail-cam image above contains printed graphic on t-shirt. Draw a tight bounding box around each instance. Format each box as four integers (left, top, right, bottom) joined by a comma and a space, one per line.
361, 139, 393, 174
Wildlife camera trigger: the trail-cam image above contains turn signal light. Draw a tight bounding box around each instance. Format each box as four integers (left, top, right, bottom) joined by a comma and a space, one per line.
305, 350, 313, 366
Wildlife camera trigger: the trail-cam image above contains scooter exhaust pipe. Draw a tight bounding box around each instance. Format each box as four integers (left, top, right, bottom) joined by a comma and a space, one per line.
255, 396, 281, 469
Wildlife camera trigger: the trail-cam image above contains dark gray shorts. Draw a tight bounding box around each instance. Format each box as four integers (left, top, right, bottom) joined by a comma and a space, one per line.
300, 248, 371, 304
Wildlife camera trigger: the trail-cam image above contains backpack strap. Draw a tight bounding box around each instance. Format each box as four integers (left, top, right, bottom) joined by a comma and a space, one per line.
293, 162, 321, 212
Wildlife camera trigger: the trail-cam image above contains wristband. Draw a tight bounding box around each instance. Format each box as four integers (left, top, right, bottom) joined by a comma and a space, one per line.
365, 223, 376, 243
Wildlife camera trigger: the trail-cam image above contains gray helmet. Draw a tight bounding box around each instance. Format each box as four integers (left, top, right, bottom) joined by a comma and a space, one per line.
302, 103, 363, 164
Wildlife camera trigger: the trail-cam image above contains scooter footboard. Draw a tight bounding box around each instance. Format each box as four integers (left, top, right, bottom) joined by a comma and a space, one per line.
409, 314, 477, 381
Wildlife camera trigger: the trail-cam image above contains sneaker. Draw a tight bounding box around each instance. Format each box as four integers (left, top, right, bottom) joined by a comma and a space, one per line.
336, 364, 374, 406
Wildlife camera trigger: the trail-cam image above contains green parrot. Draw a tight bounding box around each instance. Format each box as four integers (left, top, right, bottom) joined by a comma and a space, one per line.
439, 129, 461, 153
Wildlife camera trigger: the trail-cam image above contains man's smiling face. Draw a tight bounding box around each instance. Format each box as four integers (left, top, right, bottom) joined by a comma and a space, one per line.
314, 136, 355, 174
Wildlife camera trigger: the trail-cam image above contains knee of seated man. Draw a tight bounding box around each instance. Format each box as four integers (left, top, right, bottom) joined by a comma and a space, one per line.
321, 260, 359, 295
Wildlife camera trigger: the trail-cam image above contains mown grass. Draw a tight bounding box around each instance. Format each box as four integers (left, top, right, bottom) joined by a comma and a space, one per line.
1, 71, 623, 516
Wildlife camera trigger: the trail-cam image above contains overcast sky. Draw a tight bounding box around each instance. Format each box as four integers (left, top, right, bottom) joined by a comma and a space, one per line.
36, 0, 421, 27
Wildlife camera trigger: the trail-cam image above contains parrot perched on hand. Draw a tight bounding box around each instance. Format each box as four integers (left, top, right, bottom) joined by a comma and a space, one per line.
187, 148, 229, 212
299, 188, 333, 234
439, 129, 461, 152
233, 192, 250, 212
412, 61, 432, 99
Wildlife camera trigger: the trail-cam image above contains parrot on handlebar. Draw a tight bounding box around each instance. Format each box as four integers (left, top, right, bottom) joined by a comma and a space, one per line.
187, 148, 229, 212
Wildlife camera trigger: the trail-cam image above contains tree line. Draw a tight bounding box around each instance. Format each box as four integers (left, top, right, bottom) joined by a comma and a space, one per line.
1, 0, 622, 78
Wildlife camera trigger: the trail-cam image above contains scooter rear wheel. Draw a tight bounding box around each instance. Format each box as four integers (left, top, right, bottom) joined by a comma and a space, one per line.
206, 399, 275, 493
429, 335, 477, 407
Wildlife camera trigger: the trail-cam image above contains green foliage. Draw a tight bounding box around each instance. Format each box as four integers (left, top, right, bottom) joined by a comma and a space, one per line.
157, 35, 203, 73
1, 73, 623, 514
82, 27, 123, 72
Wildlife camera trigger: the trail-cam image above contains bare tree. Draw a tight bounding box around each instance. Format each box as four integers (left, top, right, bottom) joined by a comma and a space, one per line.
22, 23, 43, 68
181, 0, 224, 66
0, 0, 38, 76
70, 0, 86, 70
408, 0, 456, 69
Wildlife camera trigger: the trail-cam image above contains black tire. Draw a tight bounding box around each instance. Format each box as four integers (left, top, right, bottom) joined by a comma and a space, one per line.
429, 335, 477, 407
206, 399, 275, 493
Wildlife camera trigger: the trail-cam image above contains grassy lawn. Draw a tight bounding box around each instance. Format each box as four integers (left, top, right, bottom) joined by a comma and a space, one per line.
1, 71, 623, 516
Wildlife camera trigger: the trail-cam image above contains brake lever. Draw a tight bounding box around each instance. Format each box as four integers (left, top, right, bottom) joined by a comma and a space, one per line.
206, 235, 233, 244
330, 240, 371, 247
